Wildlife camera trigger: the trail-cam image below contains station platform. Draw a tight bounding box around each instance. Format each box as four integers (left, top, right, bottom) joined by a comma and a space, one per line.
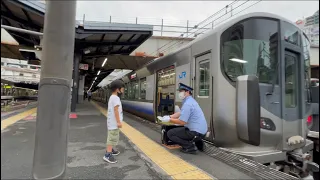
1, 101, 255, 179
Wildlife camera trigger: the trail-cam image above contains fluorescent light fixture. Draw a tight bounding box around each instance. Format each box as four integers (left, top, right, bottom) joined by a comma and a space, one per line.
229, 58, 247, 63
19, 49, 36, 52
102, 58, 108, 67
84, 49, 90, 54
97, 70, 101, 75
95, 77, 97, 81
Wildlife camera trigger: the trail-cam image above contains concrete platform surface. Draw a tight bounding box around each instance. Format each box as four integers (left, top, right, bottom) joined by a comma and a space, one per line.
1, 101, 159, 179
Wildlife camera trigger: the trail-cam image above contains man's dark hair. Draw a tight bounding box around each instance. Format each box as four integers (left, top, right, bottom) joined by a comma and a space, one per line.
110, 80, 124, 92
184, 90, 192, 95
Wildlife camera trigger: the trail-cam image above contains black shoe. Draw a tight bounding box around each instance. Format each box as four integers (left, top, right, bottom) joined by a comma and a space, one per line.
105, 149, 120, 156
195, 140, 204, 152
112, 149, 120, 156
180, 147, 197, 154
103, 154, 117, 163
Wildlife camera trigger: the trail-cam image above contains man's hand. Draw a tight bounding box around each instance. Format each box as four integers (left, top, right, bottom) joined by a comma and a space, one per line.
117, 122, 122, 128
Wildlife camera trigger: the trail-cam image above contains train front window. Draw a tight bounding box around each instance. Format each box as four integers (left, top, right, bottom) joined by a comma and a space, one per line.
302, 34, 311, 88
283, 21, 300, 46
221, 18, 279, 84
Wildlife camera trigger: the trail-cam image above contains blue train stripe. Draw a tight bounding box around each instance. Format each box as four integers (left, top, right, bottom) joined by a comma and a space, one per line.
122, 101, 154, 115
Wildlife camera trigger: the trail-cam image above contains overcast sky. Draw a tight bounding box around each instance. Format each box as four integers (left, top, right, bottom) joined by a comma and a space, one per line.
76, 1, 319, 24
2, 1, 319, 43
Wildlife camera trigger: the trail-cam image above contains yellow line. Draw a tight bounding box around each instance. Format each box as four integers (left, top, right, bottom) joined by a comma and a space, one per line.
92, 101, 214, 180
1, 108, 37, 131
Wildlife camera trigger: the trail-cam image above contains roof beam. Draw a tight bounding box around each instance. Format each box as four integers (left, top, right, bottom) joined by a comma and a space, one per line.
79, 41, 140, 47
83, 50, 132, 58
95, 34, 106, 53
115, 34, 123, 42
1, 1, 13, 15
7, 31, 36, 44
127, 34, 136, 42
76, 29, 152, 35
1, 11, 42, 30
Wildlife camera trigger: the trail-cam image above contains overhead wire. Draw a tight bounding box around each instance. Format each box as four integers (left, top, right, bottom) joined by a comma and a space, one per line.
148, 0, 240, 56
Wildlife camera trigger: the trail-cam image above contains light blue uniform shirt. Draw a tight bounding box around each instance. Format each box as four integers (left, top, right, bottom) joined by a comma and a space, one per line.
179, 96, 208, 135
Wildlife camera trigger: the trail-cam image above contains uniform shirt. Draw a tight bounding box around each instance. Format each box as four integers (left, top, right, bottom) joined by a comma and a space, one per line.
107, 95, 123, 130
179, 96, 208, 135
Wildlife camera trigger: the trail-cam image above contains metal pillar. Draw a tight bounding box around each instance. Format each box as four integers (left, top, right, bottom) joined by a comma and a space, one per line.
32, 1, 76, 179
71, 53, 80, 111
78, 75, 85, 104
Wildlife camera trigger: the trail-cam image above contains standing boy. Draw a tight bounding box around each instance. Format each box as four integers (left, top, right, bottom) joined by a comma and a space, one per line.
103, 80, 125, 163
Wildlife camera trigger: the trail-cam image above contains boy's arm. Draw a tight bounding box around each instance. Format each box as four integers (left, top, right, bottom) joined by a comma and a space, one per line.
114, 105, 121, 124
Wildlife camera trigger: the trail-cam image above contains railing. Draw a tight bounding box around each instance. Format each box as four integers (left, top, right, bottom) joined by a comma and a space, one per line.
76, 1, 261, 38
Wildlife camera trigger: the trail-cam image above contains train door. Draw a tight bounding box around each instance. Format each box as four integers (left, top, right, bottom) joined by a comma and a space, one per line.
193, 53, 213, 139
282, 50, 304, 150
156, 66, 176, 117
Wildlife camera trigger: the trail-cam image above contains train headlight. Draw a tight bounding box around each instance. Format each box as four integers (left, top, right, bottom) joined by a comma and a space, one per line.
260, 117, 276, 131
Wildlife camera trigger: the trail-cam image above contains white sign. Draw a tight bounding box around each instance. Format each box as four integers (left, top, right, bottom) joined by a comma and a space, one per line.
79, 63, 89, 70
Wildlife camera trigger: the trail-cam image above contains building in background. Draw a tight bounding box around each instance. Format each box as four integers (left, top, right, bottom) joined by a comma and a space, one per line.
296, 10, 319, 79
296, 10, 319, 47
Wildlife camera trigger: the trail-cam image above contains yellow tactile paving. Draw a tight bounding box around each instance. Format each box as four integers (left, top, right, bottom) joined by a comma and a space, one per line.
172, 170, 213, 179
1, 108, 37, 131
92, 101, 215, 180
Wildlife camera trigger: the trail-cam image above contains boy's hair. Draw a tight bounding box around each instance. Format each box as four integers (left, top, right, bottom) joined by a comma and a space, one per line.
110, 80, 125, 92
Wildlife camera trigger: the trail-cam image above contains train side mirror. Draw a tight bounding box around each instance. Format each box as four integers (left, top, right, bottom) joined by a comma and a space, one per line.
236, 75, 261, 146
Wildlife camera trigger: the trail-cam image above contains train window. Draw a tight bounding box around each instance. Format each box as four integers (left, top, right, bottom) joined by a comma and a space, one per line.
140, 78, 146, 99
285, 53, 297, 108
128, 83, 133, 99
19, 73, 24, 76
132, 81, 139, 99
199, 61, 210, 96
283, 21, 300, 46
124, 84, 128, 99
221, 18, 279, 84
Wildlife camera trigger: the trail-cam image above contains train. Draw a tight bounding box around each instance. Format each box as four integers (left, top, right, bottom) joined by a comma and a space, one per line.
1, 85, 38, 97
93, 12, 319, 179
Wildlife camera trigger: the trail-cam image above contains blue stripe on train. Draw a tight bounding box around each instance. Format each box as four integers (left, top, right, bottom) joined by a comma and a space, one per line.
122, 101, 154, 115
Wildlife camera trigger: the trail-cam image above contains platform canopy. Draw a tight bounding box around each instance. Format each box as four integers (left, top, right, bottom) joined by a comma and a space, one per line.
1, 0, 155, 89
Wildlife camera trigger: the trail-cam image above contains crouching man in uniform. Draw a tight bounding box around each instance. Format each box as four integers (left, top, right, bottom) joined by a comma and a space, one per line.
158, 83, 208, 154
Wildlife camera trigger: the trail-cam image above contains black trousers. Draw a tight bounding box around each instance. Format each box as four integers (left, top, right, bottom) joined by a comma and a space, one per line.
167, 127, 202, 149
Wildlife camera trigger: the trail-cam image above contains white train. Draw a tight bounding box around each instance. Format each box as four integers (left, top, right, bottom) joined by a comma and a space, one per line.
93, 12, 319, 178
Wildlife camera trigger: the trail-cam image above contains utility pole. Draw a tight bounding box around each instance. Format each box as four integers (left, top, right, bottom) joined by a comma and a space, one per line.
32, 1, 76, 179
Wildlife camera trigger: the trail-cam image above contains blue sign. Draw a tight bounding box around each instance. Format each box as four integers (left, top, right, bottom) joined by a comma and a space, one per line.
179, 71, 186, 79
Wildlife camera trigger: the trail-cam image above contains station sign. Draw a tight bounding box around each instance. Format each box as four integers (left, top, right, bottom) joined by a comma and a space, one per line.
79, 63, 89, 70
